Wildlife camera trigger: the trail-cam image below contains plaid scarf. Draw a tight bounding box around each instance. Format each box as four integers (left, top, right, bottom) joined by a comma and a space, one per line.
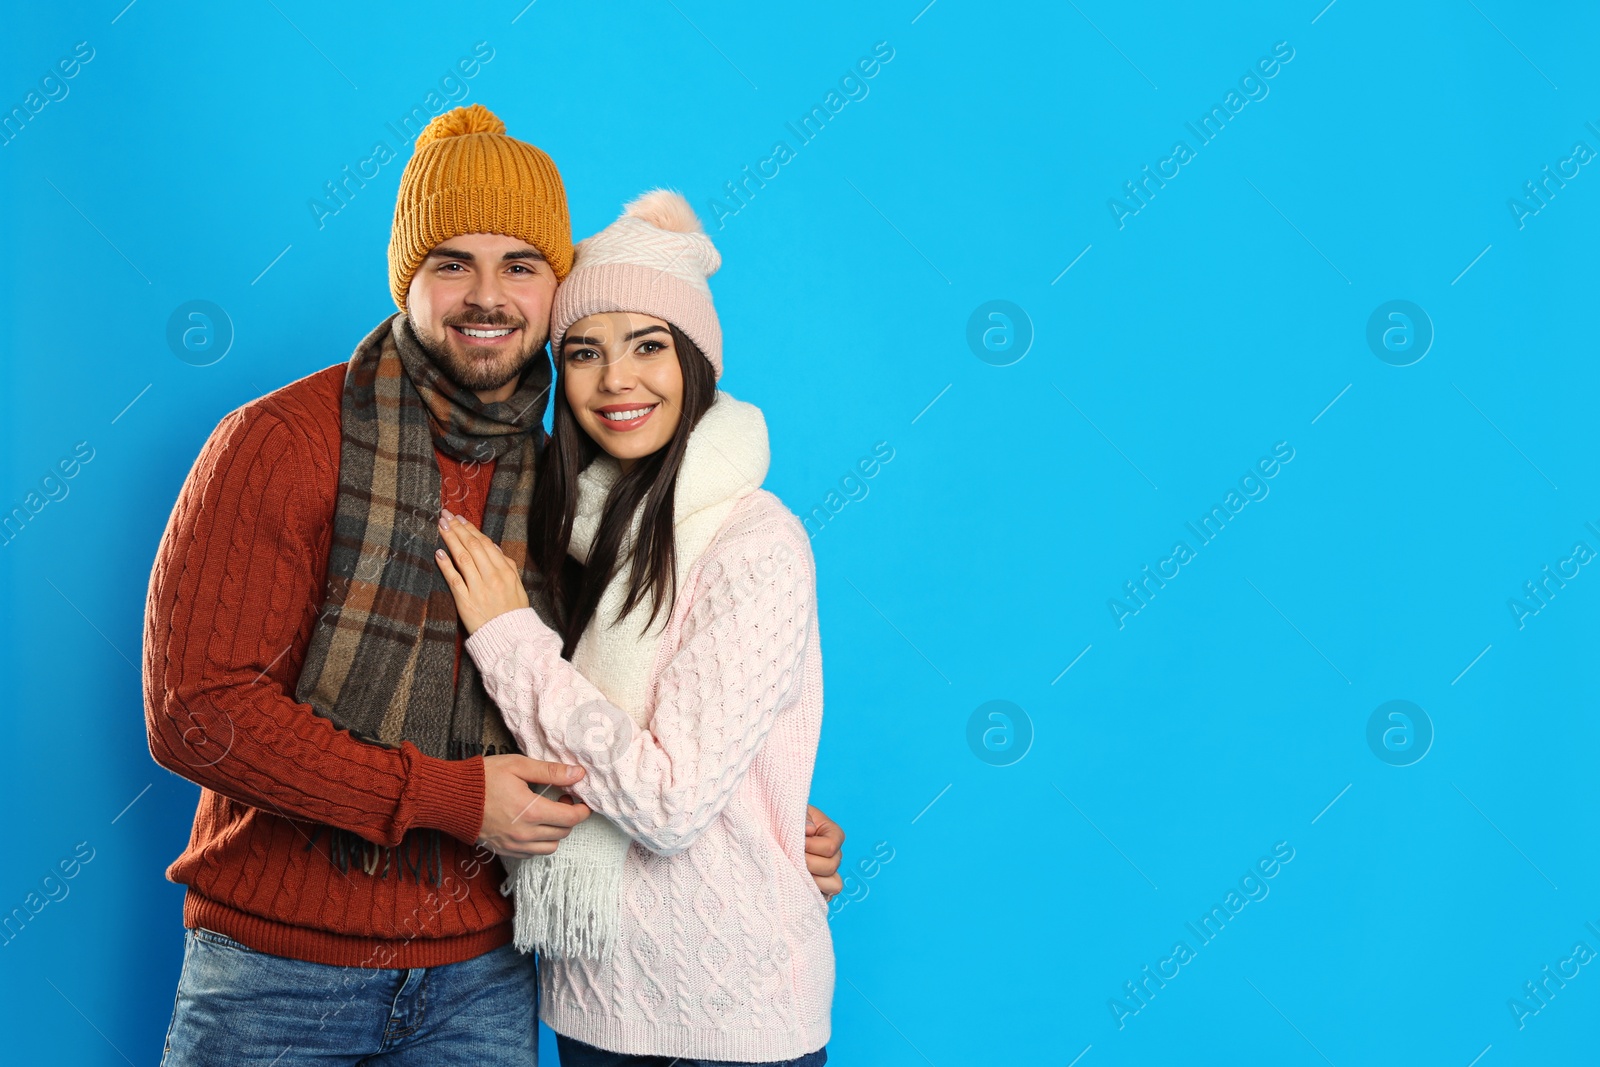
294, 312, 553, 883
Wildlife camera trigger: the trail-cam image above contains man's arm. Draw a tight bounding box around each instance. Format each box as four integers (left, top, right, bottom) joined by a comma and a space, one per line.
142, 402, 581, 853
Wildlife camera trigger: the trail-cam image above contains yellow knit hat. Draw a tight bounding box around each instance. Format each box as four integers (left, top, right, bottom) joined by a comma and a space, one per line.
387, 103, 573, 310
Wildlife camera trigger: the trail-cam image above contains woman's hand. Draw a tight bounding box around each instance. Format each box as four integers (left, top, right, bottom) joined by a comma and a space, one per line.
434, 508, 529, 636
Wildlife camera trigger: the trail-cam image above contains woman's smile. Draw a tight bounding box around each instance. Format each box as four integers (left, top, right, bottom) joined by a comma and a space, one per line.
593, 402, 660, 431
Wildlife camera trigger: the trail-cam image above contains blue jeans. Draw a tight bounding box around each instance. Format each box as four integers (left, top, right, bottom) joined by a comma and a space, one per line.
161, 927, 538, 1066
555, 1034, 827, 1067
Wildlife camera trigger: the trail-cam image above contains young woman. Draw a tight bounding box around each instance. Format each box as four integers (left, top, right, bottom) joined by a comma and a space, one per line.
434, 190, 832, 1066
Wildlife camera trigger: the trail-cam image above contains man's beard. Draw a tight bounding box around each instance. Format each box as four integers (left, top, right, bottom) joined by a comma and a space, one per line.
408, 310, 550, 393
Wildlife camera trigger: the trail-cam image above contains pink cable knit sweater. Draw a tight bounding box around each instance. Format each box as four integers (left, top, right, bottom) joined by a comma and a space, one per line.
463, 488, 832, 1062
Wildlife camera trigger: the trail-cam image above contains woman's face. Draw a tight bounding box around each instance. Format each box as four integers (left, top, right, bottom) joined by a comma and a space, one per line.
560, 312, 684, 472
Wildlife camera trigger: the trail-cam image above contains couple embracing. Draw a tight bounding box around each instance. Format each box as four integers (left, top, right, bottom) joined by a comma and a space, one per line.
143, 104, 837, 1066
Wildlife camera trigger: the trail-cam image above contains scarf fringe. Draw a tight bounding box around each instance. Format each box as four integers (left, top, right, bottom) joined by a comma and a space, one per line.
448, 739, 518, 760
302, 826, 445, 886
504, 852, 625, 961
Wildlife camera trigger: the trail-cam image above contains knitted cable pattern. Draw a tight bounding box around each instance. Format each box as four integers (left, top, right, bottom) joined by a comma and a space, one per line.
465, 491, 832, 1062
143, 365, 516, 968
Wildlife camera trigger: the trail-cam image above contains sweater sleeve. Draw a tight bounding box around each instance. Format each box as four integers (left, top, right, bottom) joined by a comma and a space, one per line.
142, 402, 486, 848
464, 517, 813, 856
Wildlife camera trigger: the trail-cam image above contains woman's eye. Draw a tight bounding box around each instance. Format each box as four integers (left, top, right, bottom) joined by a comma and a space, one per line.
568, 348, 598, 362
638, 341, 664, 354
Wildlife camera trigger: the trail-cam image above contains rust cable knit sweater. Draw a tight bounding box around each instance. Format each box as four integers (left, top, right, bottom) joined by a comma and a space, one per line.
142, 362, 517, 968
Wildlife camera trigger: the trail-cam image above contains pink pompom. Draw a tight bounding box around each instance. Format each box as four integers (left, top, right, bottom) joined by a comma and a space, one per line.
623, 189, 704, 234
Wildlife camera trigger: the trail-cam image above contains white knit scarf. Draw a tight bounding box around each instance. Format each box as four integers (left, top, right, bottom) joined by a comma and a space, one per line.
506, 390, 770, 959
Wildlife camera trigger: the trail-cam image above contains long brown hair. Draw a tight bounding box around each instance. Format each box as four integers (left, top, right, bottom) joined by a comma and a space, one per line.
533, 322, 718, 658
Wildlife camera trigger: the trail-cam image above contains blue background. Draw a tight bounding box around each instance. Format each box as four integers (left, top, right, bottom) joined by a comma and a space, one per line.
3, 1, 1598, 1063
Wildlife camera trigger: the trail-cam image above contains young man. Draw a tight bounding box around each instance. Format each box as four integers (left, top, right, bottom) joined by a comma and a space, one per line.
143, 103, 846, 1067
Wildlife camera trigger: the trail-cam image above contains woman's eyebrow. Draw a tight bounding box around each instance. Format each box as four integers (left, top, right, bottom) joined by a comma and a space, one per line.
623, 325, 669, 341
562, 334, 601, 348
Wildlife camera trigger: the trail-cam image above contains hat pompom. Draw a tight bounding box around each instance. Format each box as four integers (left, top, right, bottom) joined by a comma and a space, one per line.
415, 104, 506, 151
554, 186, 725, 377
623, 189, 704, 234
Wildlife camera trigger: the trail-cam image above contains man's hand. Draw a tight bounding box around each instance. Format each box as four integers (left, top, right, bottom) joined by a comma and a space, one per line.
479, 754, 592, 858
805, 803, 845, 898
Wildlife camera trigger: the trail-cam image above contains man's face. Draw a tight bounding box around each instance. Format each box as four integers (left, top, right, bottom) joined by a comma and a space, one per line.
405, 233, 557, 398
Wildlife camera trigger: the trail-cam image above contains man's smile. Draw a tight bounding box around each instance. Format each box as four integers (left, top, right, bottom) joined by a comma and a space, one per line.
450, 324, 520, 346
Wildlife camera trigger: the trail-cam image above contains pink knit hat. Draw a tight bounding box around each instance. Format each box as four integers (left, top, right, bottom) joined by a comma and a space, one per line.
551, 190, 724, 378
